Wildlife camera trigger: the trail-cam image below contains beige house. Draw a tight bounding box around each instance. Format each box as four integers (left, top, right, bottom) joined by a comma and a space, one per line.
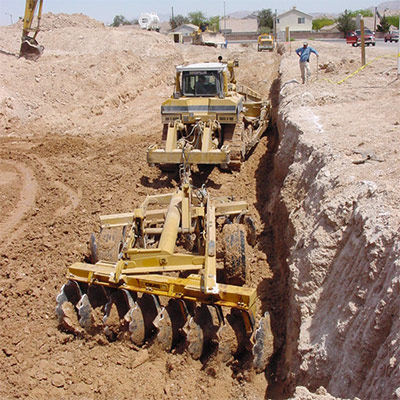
220, 17, 258, 34
277, 7, 313, 32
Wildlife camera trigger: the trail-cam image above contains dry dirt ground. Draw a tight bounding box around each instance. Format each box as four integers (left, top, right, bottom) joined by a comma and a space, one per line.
0, 14, 279, 400
1, 13, 399, 400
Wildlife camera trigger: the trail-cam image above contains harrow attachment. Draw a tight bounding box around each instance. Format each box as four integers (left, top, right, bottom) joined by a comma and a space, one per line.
56, 183, 273, 372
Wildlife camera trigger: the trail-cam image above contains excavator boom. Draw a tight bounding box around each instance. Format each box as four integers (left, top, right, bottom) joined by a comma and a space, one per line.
20, 0, 44, 60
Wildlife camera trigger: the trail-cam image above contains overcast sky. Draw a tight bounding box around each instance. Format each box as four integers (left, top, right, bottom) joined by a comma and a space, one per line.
1, 0, 376, 26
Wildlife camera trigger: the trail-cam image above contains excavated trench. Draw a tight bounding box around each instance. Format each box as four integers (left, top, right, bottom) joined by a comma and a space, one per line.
260, 63, 400, 400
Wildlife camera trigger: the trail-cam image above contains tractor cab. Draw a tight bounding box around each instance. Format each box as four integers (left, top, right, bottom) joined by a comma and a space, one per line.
174, 63, 228, 99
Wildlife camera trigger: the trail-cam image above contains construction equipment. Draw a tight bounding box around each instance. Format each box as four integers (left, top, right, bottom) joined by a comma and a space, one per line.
138, 12, 160, 32
257, 34, 274, 52
147, 60, 271, 171
55, 178, 273, 372
192, 24, 226, 48
20, 0, 44, 61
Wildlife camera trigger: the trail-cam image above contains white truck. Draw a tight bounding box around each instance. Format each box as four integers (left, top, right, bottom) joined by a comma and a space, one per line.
138, 13, 160, 31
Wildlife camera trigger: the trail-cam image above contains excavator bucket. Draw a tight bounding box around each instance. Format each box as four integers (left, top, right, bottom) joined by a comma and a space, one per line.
20, 36, 44, 61
56, 183, 274, 372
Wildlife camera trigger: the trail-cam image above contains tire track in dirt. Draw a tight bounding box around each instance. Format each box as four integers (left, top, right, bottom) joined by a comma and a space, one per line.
35, 158, 82, 218
0, 150, 82, 251
0, 160, 38, 248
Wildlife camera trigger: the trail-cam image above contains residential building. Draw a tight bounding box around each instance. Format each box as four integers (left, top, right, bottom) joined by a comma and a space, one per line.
220, 17, 258, 34
172, 23, 198, 37
277, 6, 313, 32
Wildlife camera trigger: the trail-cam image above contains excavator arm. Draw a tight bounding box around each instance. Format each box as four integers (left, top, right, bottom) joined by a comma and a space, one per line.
20, 0, 44, 60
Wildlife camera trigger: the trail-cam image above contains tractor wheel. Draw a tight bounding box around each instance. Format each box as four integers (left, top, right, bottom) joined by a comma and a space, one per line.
222, 223, 247, 285
89, 226, 126, 263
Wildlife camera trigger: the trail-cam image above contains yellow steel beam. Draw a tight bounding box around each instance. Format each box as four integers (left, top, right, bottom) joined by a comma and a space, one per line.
181, 184, 191, 233
166, 122, 178, 152
201, 121, 212, 153
147, 148, 230, 165
67, 263, 257, 316
215, 200, 248, 216
158, 192, 182, 254
204, 202, 217, 294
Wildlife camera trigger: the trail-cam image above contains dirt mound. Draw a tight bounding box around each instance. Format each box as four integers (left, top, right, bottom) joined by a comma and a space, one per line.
14, 12, 105, 30
1, 21, 183, 137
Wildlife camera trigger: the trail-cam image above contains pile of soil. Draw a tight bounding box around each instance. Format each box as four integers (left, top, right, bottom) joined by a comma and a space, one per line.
0, 12, 279, 400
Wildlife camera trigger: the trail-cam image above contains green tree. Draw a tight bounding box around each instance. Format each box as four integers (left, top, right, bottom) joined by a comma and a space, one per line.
257, 8, 273, 31
348, 9, 373, 17
208, 16, 220, 32
377, 15, 391, 32
188, 11, 207, 27
387, 15, 400, 29
312, 17, 335, 31
337, 10, 356, 36
111, 15, 131, 27
170, 14, 190, 30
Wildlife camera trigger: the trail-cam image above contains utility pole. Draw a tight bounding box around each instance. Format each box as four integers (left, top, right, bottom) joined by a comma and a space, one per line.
398, 15, 400, 78
360, 18, 366, 66
224, 1, 226, 32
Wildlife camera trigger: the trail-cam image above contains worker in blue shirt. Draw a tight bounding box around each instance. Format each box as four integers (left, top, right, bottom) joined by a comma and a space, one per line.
295, 41, 319, 84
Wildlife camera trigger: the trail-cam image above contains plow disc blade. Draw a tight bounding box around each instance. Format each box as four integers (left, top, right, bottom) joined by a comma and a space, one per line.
154, 299, 186, 352
20, 37, 44, 61
252, 312, 274, 373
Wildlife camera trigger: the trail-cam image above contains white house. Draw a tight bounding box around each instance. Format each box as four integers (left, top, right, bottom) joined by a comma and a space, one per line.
277, 7, 313, 32
172, 24, 198, 37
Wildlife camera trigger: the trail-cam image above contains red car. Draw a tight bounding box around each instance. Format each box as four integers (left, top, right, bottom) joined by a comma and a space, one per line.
346, 29, 376, 46
384, 30, 399, 43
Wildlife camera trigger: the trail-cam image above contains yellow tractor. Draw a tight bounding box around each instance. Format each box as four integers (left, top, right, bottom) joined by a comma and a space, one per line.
191, 23, 226, 48
257, 34, 274, 52
147, 60, 271, 171
20, 0, 45, 61
56, 179, 273, 372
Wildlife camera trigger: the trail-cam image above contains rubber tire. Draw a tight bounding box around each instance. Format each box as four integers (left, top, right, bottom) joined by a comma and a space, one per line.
90, 227, 125, 263
222, 223, 247, 285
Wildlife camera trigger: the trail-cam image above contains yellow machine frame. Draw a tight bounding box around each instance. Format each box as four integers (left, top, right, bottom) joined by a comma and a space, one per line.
65, 184, 257, 332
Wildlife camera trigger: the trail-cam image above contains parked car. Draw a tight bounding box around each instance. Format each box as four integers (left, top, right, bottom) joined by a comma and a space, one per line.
346, 29, 376, 46
384, 30, 399, 43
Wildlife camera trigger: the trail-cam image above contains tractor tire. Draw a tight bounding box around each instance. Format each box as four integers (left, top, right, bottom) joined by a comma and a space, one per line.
89, 226, 126, 263
222, 223, 247, 285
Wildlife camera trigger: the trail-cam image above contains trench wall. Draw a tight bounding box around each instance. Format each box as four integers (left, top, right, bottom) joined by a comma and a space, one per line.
269, 64, 400, 399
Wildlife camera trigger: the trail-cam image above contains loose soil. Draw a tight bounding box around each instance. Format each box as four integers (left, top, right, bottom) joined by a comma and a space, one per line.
1, 14, 399, 400
0, 16, 278, 400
